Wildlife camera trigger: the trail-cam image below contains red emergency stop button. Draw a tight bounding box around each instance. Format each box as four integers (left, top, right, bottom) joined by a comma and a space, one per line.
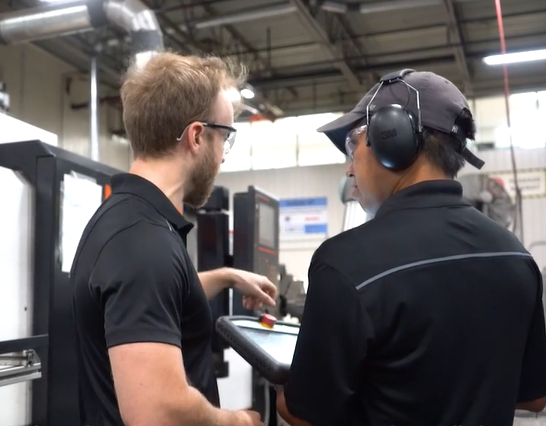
260, 313, 277, 329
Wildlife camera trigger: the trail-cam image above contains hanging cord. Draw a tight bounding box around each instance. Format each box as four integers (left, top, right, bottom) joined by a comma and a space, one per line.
494, 0, 524, 243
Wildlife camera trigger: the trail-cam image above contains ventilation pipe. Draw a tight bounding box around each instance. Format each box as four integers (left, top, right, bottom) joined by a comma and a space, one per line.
0, 0, 163, 53
0, 0, 163, 162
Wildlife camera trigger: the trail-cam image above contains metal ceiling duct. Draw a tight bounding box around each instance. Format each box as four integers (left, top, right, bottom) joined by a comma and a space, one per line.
0, 0, 164, 163
0, 0, 164, 54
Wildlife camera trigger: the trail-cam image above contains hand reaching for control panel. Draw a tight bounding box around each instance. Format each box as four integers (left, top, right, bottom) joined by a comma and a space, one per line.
231, 269, 277, 309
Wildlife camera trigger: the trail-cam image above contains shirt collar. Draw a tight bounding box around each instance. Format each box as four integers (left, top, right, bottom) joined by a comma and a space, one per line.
375, 180, 466, 219
110, 173, 194, 237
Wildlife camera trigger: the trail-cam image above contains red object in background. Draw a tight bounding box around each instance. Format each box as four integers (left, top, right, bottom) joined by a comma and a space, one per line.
490, 177, 505, 188
249, 114, 265, 122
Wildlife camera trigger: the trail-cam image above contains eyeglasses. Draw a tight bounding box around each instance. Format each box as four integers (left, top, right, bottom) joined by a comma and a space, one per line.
177, 121, 238, 155
202, 122, 237, 154
345, 124, 367, 160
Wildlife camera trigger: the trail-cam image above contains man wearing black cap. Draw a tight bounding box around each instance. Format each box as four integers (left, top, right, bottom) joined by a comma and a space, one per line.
276, 70, 546, 426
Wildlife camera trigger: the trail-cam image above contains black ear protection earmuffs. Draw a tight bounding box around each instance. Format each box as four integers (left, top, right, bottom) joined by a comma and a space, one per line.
365, 69, 423, 171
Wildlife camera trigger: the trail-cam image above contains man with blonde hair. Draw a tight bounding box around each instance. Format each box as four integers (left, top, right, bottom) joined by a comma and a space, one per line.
71, 52, 273, 426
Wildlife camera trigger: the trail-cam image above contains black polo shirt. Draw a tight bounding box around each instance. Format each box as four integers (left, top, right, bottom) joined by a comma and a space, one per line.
284, 180, 546, 426
71, 173, 218, 426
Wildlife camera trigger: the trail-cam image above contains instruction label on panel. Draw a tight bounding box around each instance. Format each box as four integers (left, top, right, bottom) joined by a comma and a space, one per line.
279, 197, 328, 238
488, 169, 546, 199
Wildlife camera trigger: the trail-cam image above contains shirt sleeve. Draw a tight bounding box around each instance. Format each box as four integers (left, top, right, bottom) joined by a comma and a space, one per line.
284, 259, 372, 426
517, 274, 546, 403
90, 221, 187, 349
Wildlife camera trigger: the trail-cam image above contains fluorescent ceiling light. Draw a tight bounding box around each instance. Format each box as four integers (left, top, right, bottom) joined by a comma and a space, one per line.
483, 49, 546, 66
240, 88, 255, 99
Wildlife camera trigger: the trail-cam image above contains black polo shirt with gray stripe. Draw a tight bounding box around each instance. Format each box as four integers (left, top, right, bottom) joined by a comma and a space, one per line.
71, 173, 219, 426
284, 180, 546, 426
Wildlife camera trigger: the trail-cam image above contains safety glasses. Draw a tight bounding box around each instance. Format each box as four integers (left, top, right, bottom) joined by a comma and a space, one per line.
345, 124, 367, 160
177, 122, 238, 155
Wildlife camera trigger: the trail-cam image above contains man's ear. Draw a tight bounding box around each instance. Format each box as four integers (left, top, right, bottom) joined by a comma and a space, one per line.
183, 122, 205, 155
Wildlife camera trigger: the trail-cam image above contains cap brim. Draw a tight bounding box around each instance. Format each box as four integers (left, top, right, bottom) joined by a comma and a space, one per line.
317, 111, 365, 155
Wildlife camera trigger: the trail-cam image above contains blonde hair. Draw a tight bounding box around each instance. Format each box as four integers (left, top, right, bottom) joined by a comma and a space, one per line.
120, 51, 248, 158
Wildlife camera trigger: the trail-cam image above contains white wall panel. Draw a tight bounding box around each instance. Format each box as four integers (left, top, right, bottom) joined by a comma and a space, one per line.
0, 43, 129, 171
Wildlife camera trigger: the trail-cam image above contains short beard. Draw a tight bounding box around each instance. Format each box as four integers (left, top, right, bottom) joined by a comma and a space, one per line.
183, 145, 220, 208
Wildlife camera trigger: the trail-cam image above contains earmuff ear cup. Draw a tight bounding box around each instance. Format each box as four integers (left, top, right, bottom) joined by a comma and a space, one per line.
367, 104, 422, 170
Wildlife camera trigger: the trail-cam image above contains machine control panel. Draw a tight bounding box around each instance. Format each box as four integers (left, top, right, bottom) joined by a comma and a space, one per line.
233, 186, 280, 315
215, 315, 299, 385
254, 193, 280, 286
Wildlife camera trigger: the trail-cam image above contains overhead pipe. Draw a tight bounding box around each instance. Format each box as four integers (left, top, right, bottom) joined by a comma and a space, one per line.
0, 1, 92, 44
0, 0, 163, 55
0, 0, 163, 162
0, 1, 294, 46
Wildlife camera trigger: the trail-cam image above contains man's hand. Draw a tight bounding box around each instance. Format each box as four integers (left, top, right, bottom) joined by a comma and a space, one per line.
230, 269, 277, 309
234, 409, 264, 426
198, 267, 277, 305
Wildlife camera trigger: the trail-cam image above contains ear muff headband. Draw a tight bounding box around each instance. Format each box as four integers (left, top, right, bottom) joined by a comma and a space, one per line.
365, 69, 423, 170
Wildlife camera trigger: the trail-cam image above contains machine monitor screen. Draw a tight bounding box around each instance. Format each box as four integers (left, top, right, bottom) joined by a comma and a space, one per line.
216, 316, 299, 384
258, 202, 276, 248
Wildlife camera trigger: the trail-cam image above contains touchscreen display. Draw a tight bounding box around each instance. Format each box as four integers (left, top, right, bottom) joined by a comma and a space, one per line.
258, 202, 276, 248
239, 327, 298, 365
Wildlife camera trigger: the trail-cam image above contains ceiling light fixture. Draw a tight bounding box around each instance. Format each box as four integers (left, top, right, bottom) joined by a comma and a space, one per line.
483, 49, 546, 66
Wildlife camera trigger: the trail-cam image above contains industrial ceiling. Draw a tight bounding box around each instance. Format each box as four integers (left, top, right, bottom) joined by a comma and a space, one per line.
1, 0, 545, 119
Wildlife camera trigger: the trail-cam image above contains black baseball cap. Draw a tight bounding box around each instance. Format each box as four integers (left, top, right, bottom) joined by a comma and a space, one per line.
317, 70, 484, 169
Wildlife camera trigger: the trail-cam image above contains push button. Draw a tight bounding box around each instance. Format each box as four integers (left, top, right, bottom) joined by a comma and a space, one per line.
259, 313, 277, 329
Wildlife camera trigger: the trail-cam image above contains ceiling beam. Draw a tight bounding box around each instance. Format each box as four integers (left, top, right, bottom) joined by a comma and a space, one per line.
443, 0, 472, 95
329, 13, 374, 86
269, 75, 546, 118
251, 54, 458, 89
199, 2, 284, 117
288, 0, 366, 92
204, 16, 546, 62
